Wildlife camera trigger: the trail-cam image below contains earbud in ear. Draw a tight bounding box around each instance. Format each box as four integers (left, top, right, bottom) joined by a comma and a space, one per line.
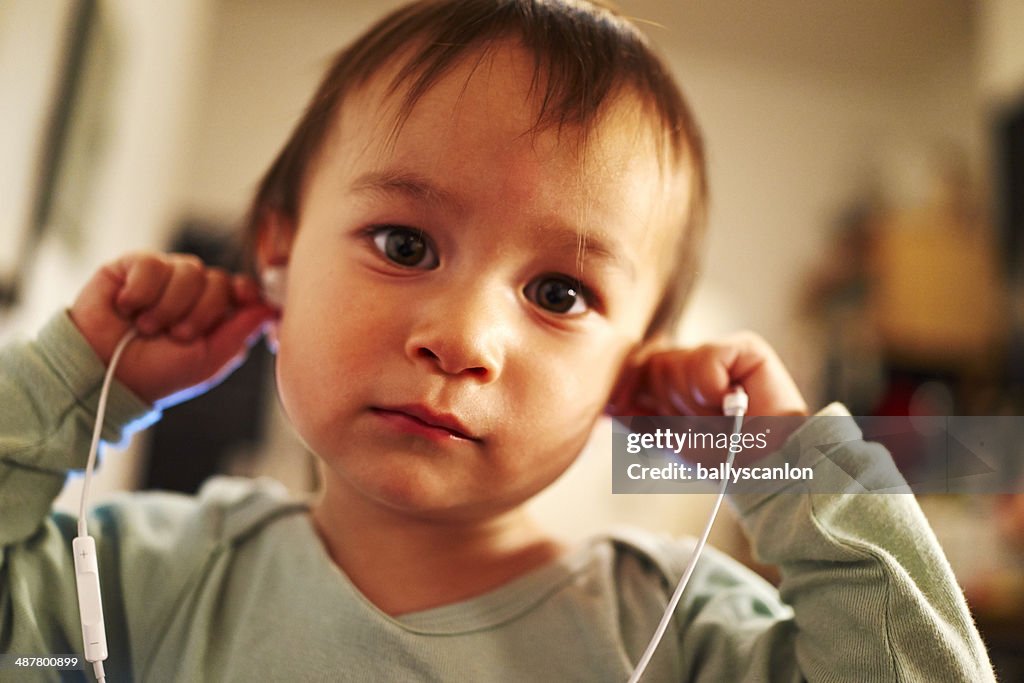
261, 266, 288, 309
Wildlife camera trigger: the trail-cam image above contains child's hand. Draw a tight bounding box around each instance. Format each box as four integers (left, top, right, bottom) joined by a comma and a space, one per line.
607, 332, 809, 418
69, 252, 275, 407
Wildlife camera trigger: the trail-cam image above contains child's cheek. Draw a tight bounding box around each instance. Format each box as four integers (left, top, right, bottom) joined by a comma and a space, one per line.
517, 361, 609, 447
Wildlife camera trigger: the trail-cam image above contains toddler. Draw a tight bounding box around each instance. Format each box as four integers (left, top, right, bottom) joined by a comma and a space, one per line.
0, 0, 996, 680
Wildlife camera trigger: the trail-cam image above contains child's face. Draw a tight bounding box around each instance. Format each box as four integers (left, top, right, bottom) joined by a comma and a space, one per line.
273, 42, 686, 520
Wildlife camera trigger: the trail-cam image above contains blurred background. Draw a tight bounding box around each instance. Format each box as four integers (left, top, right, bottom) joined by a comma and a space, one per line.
2, 0, 1023, 676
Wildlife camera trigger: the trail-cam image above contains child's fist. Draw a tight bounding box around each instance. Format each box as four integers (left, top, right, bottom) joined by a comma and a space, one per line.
607, 332, 809, 418
69, 252, 275, 406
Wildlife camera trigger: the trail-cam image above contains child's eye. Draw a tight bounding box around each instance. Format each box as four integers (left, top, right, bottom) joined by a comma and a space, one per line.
370, 226, 439, 269
524, 275, 591, 316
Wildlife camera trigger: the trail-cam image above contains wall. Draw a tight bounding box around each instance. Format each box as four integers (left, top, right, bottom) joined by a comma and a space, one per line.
977, 0, 1024, 106
0, 1, 73, 289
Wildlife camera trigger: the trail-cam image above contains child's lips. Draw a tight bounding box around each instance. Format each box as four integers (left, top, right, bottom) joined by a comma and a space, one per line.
370, 405, 479, 442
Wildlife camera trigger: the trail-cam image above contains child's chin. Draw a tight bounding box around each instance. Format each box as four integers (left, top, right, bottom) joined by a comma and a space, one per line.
352, 463, 489, 519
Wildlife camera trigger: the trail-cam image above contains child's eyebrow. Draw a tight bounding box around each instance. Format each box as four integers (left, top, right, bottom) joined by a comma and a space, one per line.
350, 168, 635, 280
533, 226, 636, 281
350, 169, 462, 213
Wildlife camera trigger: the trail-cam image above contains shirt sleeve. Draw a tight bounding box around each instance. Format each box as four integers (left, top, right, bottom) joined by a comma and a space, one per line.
0, 310, 157, 669
674, 403, 996, 682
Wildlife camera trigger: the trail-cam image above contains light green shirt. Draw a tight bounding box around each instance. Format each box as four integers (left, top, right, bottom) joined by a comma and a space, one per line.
0, 312, 996, 681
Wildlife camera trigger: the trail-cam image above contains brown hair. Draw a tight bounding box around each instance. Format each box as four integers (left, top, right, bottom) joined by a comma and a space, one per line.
244, 0, 707, 338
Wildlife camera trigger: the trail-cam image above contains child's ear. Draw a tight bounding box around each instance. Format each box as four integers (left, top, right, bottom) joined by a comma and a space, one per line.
255, 209, 296, 272
255, 210, 296, 352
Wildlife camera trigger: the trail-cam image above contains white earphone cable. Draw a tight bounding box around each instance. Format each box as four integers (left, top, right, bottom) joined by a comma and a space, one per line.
627, 387, 748, 683
78, 329, 137, 538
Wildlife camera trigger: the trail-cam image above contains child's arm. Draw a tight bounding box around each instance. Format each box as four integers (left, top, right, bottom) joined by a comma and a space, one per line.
0, 253, 271, 666
612, 333, 996, 681
1, 252, 271, 543
723, 406, 995, 681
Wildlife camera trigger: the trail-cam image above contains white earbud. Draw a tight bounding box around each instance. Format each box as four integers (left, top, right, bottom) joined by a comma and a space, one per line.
261, 266, 287, 309
723, 385, 749, 417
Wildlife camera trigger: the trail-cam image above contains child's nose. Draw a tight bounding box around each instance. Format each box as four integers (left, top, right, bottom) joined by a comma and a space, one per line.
404, 284, 508, 380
